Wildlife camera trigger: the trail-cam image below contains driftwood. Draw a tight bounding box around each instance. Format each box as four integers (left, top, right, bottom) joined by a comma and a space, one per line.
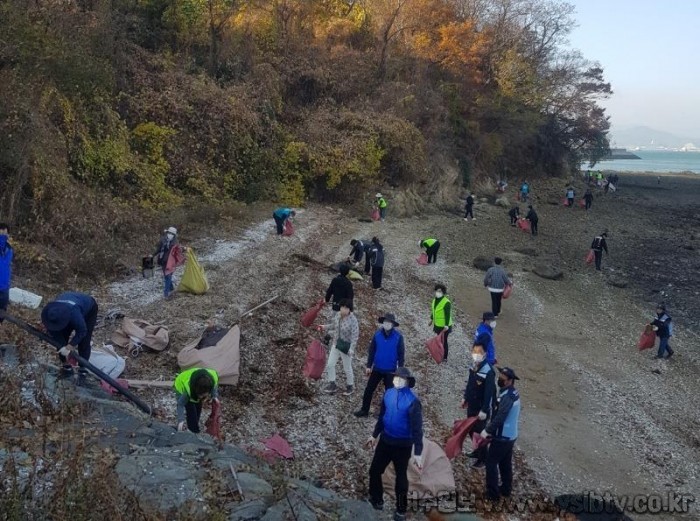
126, 379, 174, 389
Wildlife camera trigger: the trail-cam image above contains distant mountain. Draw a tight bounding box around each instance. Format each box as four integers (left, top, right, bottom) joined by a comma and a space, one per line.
610, 126, 700, 150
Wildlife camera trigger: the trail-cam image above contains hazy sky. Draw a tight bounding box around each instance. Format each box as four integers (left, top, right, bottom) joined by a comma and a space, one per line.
567, 0, 700, 139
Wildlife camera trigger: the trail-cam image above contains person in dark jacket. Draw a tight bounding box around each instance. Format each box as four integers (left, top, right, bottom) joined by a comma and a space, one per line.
508, 206, 520, 226
525, 205, 538, 236
584, 189, 594, 210
368, 238, 385, 289
0, 223, 13, 324
272, 207, 295, 235
429, 284, 453, 360
41, 292, 99, 384
590, 232, 609, 271
349, 239, 370, 267
354, 313, 405, 418
461, 343, 496, 467
464, 193, 475, 221
652, 303, 674, 359
481, 367, 521, 501
419, 238, 440, 264
366, 367, 423, 521
325, 264, 354, 311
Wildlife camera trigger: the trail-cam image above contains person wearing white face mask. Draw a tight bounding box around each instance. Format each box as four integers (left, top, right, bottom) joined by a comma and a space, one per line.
354, 313, 405, 418
474, 312, 497, 365
429, 283, 453, 361
319, 299, 359, 395
460, 343, 496, 468
153, 226, 185, 298
366, 367, 423, 521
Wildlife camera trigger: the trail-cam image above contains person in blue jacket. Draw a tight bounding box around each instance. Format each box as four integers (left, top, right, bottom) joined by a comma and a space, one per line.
41, 292, 99, 384
474, 312, 497, 365
354, 313, 405, 418
481, 367, 521, 501
272, 207, 296, 235
366, 367, 423, 521
0, 223, 13, 324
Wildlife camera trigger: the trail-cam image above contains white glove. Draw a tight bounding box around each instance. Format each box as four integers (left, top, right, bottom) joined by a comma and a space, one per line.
480, 429, 491, 439
412, 454, 424, 470
58, 345, 74, 358
652, 326, 659, 331
177, 421, 187, 432
477, 411, 487, 421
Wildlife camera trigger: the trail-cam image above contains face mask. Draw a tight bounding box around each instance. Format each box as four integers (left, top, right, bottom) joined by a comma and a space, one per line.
435, 291, 443, 299
166, 233, 175, 240
489, 321, 497, 329
393, 377, 407, 389
497, 379, 506, 388
382, 322, 393, 331
472, 353, 484, 364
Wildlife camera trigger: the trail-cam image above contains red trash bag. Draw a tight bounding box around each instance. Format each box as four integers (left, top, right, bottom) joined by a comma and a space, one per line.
417, 253, 428, 265
371, 209, 380, 221
637, 325, 656, 351
425, 330, 446, 364
301, 299, 325, 327
585, 250, 595, 265
205, 399, 222, 439
579, 199, 586, 208
517, 219, 531, 233
445, 417, 479, 460
562, 198, 569, 206
503, 284, 513, 299
303, 339, 327, 380
282, 220, 294, 236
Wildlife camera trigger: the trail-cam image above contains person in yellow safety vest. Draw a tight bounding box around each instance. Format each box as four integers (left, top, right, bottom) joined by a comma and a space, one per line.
174, 367, 219, 432
430, 283, 453, 361
375, 193, 387, 221
419, 238, 441, 264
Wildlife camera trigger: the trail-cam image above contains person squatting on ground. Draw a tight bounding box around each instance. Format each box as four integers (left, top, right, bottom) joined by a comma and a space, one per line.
652, 304, 674, 359
430, 284, 453, 360
320, 299, 359, 395
272, 207, 295, 235
0, 223, 14, 324
174, 367, 219, 432
419, 238, 440, 264
590, 232, 609, 271
461, 343, 496, 468
375, 193, 388, 221
41, 292, 99, 385
154, 226, 185, 298
474, 312, 497, 365
508, 206, 520, 226
464, 192, 475, 221
481, 367, 521, 501
584, 189, 593, 210
484, 257, 511, 318
325, 263, 354, 311
368, 237, 385, 289
354, 313, 405, 418
526, 205, 538, 236
367, 367, 423, 521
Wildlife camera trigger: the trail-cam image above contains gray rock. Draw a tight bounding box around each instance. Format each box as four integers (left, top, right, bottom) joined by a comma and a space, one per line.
228, 498, 271, 521
338, 499, 384, 520
236, 472, 274, 498
289, 479, 339, 503
533, 264, 564, 280
607, 276, 629, 288
473, 256, 493, 271
495, 196, 510, 208
260, 492, 317, 521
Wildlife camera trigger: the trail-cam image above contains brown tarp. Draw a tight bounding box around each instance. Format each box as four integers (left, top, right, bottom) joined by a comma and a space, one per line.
112, 318, 170, 352
382, 438, 455, 498
177, 325, 240, 385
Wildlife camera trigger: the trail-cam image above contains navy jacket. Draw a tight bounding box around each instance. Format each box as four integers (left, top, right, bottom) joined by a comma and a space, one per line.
0, 239, 13, 291
463, 360, 496, 417
373, 387, 424, 456
366, 328, 405, 372
486, 386, 521, 441
369, 243, 385, 268
49, 292, 97, 347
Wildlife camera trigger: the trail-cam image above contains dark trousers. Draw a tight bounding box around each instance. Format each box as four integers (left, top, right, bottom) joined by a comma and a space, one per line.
185, 401, 203, 433
54, 302, 98, 364
486, 438, 515, 499
465, 206, 474, 219
360, 370, 394, 413
369, 438, 412, 514
530, 220, 538, 236
371, 266, 383, 289
379, 207, 386, 220
567, 197, 574, 207
490, 291, 503, 316
426, 242, 440, 263
509, 215, 518, 226
594, 250, 603, 271
434, 325, 450, 360
0, 288, 8, 323
657, 336, 673, 358
273, 214, 284, 235
364, 254, 371, 275
585, 199, 592, 210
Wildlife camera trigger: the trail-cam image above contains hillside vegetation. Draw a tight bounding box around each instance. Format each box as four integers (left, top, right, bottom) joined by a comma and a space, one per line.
0, 0, 610, 278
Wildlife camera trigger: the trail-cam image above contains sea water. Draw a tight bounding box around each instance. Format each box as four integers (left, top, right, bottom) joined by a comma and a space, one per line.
587, 150, 700, 173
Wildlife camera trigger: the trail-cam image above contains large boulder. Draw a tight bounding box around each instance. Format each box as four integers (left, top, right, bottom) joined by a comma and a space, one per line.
495, 196, 510, 208
606, 274, 629, 288
473, 256, 493, 271
533, 264, 564, 280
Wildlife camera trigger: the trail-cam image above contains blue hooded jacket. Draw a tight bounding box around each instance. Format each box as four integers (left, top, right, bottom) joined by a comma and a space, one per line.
366, 328, 405, 372
474, 323, 496, 365
373, 387, 424, 456
0, 236, 13, 291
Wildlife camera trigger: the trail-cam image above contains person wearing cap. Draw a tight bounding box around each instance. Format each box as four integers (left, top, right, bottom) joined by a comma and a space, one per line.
474, 312, 497, 365
525, 205, 538, 236
464, 192, 475, 221
429, 283, 453, 360
41, 292, 99, 384
480, 367, 521, 501
174, 367, 220, 432
651, 304, 674, 359
368, 237, 385, 290
354, 313, 405, 418
154, 226, 185, 298
461, 343, 496, 467
272, 207, 296, 235
325, 263, 354, 312
0, 223, 13, 324
484, 257, 511, 318
320, 298, 359, 395
366, 366, 423, 521
375, 193, 387, 221
590, 232, 609, 271
419, 238, 440, 264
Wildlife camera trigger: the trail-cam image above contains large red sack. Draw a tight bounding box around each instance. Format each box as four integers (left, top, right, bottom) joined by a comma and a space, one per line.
417, 253, 428, 265
371, 209, 380, 221
282, 220, 294, 236
579, 199, 586, 208
503, 284, 513, 299
562, 197, 569, 207
301, 299, 325, 327
205, 399, 222, 439
517, 219, 531, 233
585, 250, 595, 265
303, 339, 327, 380
445, 417, 479, 460
637, 326, 656, 351
425, 330, 446, 364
